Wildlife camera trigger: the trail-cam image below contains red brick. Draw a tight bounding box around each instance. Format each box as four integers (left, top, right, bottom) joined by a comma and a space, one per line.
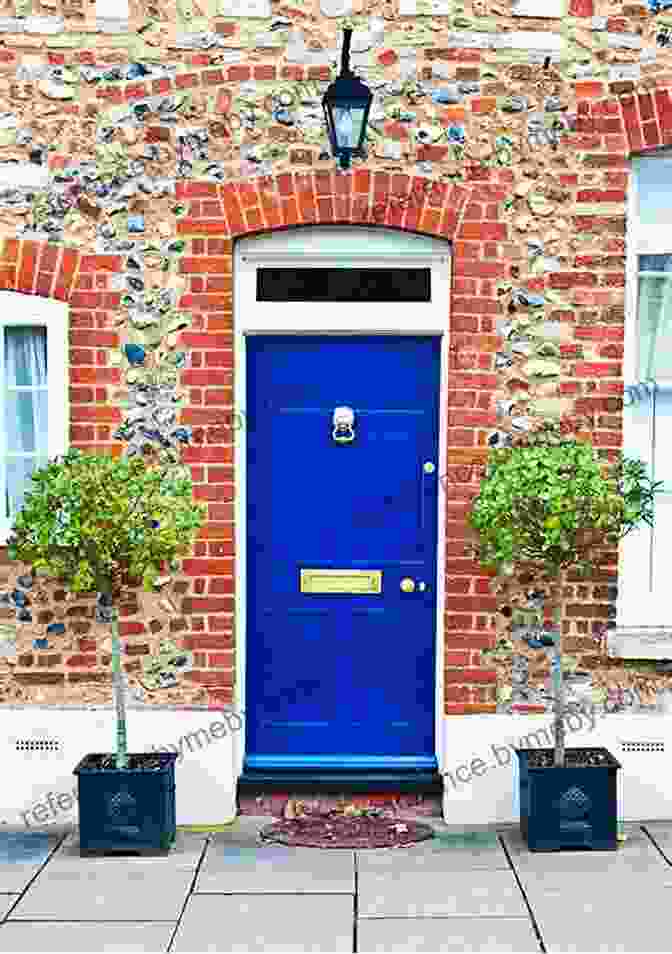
638, 93, 655, 123
575, 83, 604, 99
655, 90, 672, 132
227, 66, 251, 81
186, 671, 234, 687
574, 362, 622, 377
175, 73, 200, 89
17, 241, 42, 294
181, 559, 233, 576
458, 222, 507, 240
642, 121, 662, 149
576, 190, 626, 203
124, 83, 148, 100
444, 669, 497, 684
253, 65, 276, 80
78, 255, 122, 273
65, 655, 97, 668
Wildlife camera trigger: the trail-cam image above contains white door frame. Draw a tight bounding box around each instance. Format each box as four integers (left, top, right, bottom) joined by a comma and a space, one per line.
232, 225, 452, 778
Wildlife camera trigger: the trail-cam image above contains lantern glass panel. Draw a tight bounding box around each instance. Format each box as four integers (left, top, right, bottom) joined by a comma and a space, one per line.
332, 105, 367, 150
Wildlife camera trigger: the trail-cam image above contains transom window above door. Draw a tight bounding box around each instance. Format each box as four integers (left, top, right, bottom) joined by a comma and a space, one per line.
256, 268, 431, 303
235, 225, 451, 335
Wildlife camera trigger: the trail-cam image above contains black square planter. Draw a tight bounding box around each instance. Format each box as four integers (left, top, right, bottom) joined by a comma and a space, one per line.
74, 753, 177, 856
515, 747, 621, 852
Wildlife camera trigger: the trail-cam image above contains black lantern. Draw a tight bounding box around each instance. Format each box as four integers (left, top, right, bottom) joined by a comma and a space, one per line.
322, 27, 373, 171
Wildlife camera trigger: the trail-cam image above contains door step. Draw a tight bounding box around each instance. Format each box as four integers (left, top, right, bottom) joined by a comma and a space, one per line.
237, 770, 444, 818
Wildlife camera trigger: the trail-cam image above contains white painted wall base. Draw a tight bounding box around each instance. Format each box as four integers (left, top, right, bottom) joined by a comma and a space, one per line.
0, 708, 238, 829
441, 713, 672, 825
4, 709, 672, 829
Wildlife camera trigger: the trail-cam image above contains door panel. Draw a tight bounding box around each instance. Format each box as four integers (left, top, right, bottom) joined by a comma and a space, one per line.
245, 335, 441, 771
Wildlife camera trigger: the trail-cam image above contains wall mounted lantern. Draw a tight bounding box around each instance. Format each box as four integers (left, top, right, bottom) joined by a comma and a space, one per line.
322, 27, 373, 171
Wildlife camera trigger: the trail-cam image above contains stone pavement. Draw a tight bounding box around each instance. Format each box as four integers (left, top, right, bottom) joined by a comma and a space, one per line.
0, 817, 669, 951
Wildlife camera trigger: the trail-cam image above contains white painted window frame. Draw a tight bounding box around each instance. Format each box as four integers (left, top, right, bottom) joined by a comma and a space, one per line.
233, 226, 451, 778
0, 292, 68, 546
617, 158, 672, 629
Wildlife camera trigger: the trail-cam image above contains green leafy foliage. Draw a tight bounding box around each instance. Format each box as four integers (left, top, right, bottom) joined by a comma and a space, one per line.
7, 448, 207, 596
467, 436, 663, 767
5, 448, 208, 768
468, 439, 663, 579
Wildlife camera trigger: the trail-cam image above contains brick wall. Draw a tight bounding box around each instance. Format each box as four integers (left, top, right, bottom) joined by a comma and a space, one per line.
0, 0, 668, 713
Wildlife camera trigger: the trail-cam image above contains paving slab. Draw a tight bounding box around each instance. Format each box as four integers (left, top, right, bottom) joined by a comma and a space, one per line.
0, 832, 63, 892
196, 840, 355, 894
207, 816, 269, 845
171, 893, 354, 952
518, 869, 672, 904
357, 916, 541, 952
0, 833, 51, 864
0, 921, 175, 952
7, 867, 194, 921
518, 869, 672, 952
531, 897, 672, 953
502, 826, 672, 875
0, 895, 18, 919
47, 830, 206, 871
357, 830, 509, 870
640, 823, 672, 863
358, 865, 529, 918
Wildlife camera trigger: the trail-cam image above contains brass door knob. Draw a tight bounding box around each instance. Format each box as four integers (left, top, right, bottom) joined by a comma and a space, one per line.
400, 578, 416, 593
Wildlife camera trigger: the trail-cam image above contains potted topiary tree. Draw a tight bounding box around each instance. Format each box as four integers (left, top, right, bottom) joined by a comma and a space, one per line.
6, 448, 207, 856
467, 431, 662, 851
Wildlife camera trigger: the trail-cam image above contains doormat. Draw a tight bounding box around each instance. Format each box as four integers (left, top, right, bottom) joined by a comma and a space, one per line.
259, 815, 435, 849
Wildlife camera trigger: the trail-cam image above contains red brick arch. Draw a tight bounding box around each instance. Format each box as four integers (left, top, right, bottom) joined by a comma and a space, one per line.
175, 169, 504, 244
0, 238, 82, 301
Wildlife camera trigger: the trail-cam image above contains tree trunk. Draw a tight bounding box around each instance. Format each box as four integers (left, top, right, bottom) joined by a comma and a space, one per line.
109, 566, 128, 770
111, 608, 128, 770
551, 570, 565, 768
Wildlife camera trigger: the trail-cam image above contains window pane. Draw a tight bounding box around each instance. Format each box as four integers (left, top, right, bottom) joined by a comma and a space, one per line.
637, 255, 672, 379
1, 327, 49, 525
4, 326, 47, 386
4, 390, 47, 454
5, 455, 48, 521
256, 268, 431, 303
635, 155, 672, 229
654, 388, 672, 493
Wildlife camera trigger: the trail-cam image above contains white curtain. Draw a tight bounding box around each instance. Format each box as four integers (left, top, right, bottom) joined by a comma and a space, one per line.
4, 327, 48, 520
637, 255, 672, 380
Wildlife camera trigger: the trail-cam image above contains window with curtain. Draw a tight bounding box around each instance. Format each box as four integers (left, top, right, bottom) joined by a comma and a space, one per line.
618, 156, 672, 626
3, 327, 49, 524
0, 293, 67, 545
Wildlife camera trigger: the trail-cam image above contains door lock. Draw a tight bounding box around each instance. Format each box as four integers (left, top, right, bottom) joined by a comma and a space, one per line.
400, 578, 428, 593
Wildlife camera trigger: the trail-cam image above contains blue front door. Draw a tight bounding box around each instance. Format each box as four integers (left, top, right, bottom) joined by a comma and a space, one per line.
245, 335, 441, 772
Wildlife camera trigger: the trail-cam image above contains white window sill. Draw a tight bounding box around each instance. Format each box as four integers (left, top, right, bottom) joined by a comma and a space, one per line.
608, 626, 672, 660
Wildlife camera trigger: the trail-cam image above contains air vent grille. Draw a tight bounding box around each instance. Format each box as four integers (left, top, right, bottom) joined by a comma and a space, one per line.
15, 738, 61, 753
620, 741, 665, 753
